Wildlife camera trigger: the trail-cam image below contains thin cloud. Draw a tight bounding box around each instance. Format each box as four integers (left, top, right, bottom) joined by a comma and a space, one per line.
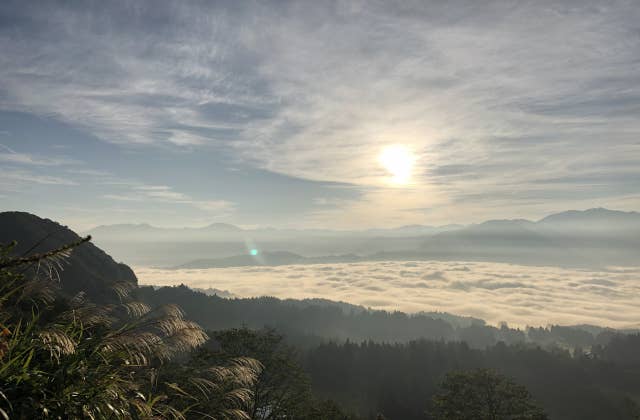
104, 184, 233, 213
1, 169, 77, 187
0, 144, 77, 166
0, 1, 639, 225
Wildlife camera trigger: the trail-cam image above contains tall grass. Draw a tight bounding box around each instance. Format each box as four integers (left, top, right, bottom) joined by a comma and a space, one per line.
0, 238, 261, 419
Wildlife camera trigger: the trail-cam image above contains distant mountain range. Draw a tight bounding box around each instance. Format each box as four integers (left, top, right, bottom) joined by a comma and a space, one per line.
86, 219, 464, 266
88, 221, 245, 239
87, 207, 640, 240
88, 207, 640, 269
175, 251, 366, 269
87, 221, 462, 241
414, 208, 640, 267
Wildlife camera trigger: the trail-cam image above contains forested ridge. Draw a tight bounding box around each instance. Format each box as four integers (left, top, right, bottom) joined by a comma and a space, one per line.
303, 337, 640, 419
137, 285, 640, 419
135, 284, 623, 351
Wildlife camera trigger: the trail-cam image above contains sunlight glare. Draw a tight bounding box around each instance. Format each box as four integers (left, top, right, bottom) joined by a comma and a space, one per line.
378, 145, 416, 184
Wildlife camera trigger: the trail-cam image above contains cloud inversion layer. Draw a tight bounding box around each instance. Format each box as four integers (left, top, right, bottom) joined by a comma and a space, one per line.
137, 261, 640, 329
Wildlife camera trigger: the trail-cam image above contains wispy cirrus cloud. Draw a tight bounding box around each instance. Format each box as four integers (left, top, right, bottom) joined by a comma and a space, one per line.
103, 184, 233, 213
0, 2, 272, 149
1, 1, 639, 226
0, 144, 78, 166
1, 168, 76, 188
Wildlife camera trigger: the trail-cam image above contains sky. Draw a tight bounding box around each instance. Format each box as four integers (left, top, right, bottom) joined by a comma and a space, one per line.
1, 0, 639, 231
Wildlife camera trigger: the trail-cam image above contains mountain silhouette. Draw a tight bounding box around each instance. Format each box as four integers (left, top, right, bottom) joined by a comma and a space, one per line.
169, 208, 640, 268
418, 208, 640, 266
0, 212, 137, 301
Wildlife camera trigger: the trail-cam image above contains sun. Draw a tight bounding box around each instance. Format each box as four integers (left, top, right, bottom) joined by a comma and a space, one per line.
378, 145, 416, 184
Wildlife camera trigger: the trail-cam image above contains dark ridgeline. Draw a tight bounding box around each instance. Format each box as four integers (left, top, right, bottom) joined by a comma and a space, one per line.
0, 211, 137, 301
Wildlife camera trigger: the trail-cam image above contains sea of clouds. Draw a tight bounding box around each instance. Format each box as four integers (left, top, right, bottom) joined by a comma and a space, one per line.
135, 261, 640, 329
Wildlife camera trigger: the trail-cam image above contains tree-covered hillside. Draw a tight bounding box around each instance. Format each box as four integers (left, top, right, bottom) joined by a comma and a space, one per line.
303, 338, 640, 419
135, 284, 622, 351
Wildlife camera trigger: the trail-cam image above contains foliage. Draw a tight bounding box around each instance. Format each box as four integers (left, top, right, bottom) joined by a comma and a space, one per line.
430, 369, 547, 420
304, 399, 363, 420
211, 327, 312, 419
0, 239, 261, 419
303, 339, 640, 420
161, 327, 362, 419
